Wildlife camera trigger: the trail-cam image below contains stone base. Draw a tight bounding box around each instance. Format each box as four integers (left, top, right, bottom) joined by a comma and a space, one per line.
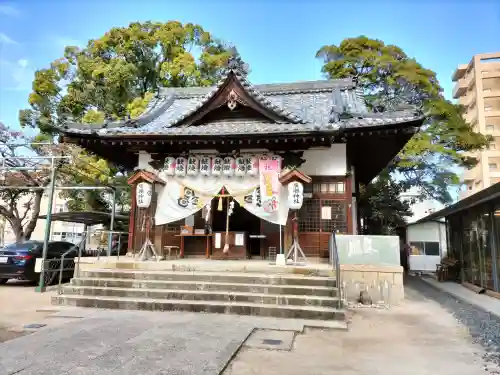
339, 265, 404, 306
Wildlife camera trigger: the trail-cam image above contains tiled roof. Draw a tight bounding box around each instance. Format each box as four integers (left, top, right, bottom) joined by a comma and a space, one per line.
60, 59, 424, 138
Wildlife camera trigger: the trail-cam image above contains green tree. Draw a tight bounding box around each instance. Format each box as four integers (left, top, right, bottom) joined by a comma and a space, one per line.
0, 122, 57, 241
316, 36, 490, 233
19, 21, 232, 213
20, 21, 232, 132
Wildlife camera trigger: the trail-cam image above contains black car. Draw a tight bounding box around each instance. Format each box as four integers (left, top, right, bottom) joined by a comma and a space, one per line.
0, 240, 80, 285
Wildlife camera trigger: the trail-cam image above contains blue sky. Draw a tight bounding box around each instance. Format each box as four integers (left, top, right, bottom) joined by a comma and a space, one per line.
0, 0, 499, 132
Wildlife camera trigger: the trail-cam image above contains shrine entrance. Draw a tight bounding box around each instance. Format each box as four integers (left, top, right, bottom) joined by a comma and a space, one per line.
211, 196, 262, 257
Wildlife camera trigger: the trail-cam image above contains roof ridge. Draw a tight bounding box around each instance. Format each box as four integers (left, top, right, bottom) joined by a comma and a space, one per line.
158, 78, 356, 98
164, 62, 307, 127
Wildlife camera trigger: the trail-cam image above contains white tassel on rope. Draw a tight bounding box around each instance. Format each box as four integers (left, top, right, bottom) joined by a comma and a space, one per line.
223, 200, 235, 254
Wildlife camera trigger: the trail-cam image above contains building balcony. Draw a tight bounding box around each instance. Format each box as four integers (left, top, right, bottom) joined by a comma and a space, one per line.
462, 167, 479, 182
453, 79, 467, 98
483, 90, 500, 98
452, 64, 469, 81
486, 110, 500, 118
483, 71, 500, 79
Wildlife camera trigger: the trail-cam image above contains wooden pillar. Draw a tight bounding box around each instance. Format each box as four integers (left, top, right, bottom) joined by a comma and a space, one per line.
346, 174, 353, 234
128, 184, 137, 253
127, 170, 166, 254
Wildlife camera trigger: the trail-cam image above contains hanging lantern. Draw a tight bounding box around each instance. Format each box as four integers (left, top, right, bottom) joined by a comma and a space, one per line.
246, 156, 259, 176
212, 156, 223, 176
287, 181, 304, 210
164, 157, 175, 176
235, 157, 246, 177
223, 156, 235, 177
187, 156, 199, 176
200, 156, 211, 176
175, 157, 187, 177
271, 154, 282, 171
136, 182, 152, 208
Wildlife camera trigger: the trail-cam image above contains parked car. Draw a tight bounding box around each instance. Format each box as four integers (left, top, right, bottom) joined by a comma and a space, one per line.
0, 240, 80, 285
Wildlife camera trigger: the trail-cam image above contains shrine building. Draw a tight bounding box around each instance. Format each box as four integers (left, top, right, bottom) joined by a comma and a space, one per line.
58, 57, 425, 262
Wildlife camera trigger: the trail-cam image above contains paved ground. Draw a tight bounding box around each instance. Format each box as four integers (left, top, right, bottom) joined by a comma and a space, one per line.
224, 277, 498, 375
0, 280, 58, 342
1, 276, 499, 374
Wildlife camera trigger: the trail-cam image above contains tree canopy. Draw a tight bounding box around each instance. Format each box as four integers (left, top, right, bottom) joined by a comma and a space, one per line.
20, 21, 232, 133
17, 21, 233, 217
316, 36, 490, 232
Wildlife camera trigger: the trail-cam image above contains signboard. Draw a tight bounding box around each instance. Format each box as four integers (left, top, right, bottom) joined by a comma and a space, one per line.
321, 206, 332, 220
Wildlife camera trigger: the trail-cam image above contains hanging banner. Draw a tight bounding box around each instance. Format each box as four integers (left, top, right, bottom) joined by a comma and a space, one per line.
155, 174, 289, 226
259, 159, 280, 213
234, 185, 288, 225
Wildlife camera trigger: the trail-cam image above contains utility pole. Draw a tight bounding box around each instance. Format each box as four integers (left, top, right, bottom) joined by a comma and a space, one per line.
36, 157, 58, 292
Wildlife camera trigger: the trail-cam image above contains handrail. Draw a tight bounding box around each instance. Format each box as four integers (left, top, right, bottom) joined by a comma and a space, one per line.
58, 233, 87, 295
329, 231, 342, 309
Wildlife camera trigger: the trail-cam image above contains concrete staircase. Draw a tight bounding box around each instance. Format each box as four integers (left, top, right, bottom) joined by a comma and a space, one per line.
52, 269, 346, 322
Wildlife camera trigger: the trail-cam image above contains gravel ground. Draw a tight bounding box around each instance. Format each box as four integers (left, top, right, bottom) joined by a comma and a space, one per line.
407, 276, 500, 373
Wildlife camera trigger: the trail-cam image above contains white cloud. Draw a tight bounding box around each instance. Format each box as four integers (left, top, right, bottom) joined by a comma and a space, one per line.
0, 32, 17, 45
0, 3, 20, 17
0, 58, 33, 92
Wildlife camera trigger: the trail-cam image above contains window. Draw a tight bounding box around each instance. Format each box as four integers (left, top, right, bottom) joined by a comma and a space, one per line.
490, 163, 498, 171
485, 106, 493, 112
484, 88, 492, 93
409, 241, 440, 256
491, 142, 497, 150
486, 124, 495, 132
312, 181, 345, 194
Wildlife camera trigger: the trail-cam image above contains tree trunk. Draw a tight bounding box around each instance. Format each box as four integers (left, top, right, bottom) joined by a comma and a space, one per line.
23, 191, 43, 240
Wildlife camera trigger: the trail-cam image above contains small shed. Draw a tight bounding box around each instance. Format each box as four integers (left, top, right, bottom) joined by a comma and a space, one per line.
406, 220, 447, 272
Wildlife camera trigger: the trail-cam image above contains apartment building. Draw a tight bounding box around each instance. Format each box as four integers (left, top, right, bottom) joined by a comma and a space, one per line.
453, 52, 500, 198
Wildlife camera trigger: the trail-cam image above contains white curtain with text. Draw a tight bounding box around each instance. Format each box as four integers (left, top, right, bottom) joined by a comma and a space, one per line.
154, 172, 289, 226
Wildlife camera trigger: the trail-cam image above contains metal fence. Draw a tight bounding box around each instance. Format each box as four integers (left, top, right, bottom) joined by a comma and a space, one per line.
329, 231, 342, 309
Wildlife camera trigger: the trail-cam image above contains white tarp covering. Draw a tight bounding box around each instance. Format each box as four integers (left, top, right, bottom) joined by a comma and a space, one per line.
154, 173, 289, 226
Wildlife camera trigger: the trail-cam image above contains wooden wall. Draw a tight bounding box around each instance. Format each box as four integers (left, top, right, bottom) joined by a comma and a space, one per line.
128, 175, 353, 260
297, 176, 352, 260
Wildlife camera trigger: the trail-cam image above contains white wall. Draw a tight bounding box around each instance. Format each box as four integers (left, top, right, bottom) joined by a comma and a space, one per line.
407, 221, 447, 272
299, 145, 347, 176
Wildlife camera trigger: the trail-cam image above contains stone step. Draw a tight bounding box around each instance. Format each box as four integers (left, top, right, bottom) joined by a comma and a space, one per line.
62, 286, 343, 308
79, 269, 337, 287
51, 295, 346, 321
71, 278, 337, 297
